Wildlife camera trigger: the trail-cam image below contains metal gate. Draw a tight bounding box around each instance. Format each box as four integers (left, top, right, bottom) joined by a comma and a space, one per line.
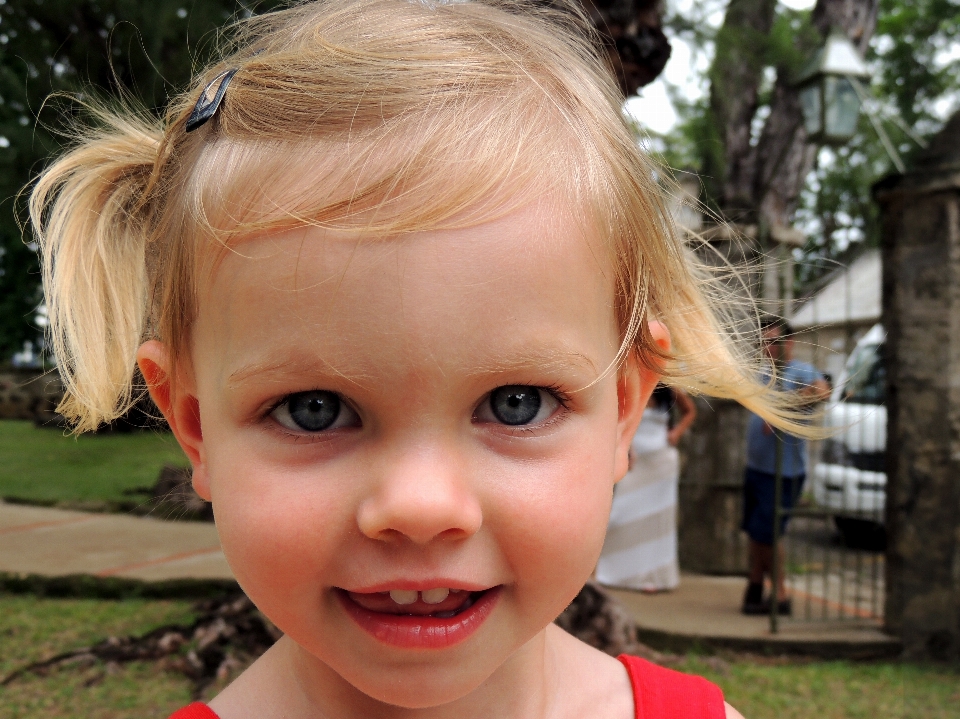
779, 249, 886, 625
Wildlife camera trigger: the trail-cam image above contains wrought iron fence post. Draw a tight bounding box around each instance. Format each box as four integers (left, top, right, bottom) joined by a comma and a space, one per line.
770, 429, 784, 634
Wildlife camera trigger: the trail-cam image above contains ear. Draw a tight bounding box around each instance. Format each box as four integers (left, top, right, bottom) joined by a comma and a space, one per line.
137, 340, 211, 501
614, 321, 671, 483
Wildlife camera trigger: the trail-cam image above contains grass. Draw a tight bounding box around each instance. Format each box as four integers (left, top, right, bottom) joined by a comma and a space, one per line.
0, 595, 197, 719
1, 593, 958, 719
675, 654, 960, 719
0, 420, 187, 506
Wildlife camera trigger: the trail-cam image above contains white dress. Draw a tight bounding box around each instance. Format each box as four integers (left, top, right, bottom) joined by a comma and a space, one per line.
595, 406, 680, 591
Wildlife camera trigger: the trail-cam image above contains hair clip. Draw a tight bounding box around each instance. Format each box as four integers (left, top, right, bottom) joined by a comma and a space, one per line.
185, 69, 239, 133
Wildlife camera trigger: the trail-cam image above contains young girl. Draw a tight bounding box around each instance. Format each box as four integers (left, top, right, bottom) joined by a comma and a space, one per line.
32, 1, 799, 717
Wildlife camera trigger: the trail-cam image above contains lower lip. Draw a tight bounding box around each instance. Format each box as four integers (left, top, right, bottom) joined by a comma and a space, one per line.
338, 587, 501, 649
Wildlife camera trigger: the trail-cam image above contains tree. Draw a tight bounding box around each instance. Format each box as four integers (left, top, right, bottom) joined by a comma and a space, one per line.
578, 0, 672, 94
662, 0, 960, 299
0, 0, 284, 361
662, 0, 880, 232
714, 0, 878, 231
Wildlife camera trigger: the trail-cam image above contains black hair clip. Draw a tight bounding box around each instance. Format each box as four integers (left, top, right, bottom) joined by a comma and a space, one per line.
185, 68, 238, 133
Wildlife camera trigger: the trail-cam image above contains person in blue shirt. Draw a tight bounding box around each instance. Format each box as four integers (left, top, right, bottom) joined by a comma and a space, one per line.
742, 319, 829, 616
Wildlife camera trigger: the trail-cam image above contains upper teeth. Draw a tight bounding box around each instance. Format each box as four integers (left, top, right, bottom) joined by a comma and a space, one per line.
388, 588, 451, 605
389, 590, 418, 605
421, 588, 450, 604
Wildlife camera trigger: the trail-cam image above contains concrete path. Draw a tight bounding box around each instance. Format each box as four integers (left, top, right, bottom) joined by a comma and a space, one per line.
609, 575, 900, 657
0, 500, 232, 581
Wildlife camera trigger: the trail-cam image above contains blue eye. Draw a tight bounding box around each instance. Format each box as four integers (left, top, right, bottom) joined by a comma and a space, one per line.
271, 390, 359, 433
483, 385, 558, 426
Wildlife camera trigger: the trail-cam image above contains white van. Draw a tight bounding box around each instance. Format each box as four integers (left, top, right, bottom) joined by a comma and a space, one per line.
812, 323, 887, 547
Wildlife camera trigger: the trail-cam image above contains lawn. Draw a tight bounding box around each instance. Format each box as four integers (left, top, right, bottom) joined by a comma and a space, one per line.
1, 594, 957, 719
0, 420, 187, 507
676, 654, 960, 719
0, 595, 198, 719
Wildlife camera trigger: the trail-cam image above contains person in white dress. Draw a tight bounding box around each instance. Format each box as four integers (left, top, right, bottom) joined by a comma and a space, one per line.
596, 385, 696, 592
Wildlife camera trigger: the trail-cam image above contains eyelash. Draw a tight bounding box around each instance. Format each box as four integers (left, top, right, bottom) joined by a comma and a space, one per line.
535, 384, 571, 409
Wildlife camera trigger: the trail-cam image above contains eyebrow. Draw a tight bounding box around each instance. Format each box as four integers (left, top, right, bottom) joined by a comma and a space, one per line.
463, 348, 599, 379
226, 357, 373, 389
226, 347, 598, 389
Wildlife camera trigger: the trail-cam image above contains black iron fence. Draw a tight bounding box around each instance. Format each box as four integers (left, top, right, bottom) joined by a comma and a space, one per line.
778, 252, 886, 627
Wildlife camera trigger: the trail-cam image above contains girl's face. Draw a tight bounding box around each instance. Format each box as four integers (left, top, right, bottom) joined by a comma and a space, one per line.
142, 197, 655, 708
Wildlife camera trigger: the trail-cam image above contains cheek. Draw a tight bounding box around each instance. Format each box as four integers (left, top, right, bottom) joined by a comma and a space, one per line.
208, 452, 350, 601
492, 415, 618, 597
509, 461, 612, 563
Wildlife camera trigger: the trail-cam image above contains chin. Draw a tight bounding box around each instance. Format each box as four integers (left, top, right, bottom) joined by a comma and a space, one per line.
337, 655, 501, 710
312, 614, 539, 711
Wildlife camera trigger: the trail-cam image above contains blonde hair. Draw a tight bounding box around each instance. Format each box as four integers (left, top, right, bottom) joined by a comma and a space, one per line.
31, 0, 804, 433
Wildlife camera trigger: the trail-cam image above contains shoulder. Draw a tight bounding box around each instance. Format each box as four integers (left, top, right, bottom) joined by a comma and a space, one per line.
787, 359, 821, 381
618, 654, 728, 719
788, 358, 818, 375
205, 639, 298, 719
167, 704, 220, 719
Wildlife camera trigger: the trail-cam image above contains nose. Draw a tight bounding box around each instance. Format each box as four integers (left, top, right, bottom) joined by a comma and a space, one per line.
356, 443, 483, 545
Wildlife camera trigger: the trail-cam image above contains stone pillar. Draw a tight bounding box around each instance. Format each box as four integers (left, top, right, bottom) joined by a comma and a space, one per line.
876, 110, 960, 660
675, 231, 758, 575
678, 397, 750, 574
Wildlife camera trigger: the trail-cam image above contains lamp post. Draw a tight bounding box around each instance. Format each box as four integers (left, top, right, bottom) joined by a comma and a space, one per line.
797, 31, 871, 146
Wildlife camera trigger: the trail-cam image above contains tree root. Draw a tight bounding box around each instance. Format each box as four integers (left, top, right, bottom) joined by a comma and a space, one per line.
1, 594, 280, 699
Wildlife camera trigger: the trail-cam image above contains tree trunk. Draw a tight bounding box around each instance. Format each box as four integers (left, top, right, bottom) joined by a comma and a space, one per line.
708, 0, 779, 220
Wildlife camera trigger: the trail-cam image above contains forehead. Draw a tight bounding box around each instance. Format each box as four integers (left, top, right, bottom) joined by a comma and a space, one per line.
193, 197, 619, 387
183, 90, 601, 246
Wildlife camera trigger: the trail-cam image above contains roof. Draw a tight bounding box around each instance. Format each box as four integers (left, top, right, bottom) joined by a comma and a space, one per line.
797, 31, 870, 84
790, 249, 881, 329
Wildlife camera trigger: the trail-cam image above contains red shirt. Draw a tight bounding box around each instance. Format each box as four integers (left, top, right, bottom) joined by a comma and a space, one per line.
168, 654, 726, 719
618, 654, 726, 719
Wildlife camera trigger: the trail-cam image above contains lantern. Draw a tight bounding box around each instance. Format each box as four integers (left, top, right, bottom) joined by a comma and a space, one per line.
797, 31, 871, 146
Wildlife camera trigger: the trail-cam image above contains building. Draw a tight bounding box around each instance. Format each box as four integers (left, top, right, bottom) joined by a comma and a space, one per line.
789, 248, 881, 383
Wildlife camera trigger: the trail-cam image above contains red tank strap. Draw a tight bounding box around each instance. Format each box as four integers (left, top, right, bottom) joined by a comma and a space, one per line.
168, 703, 221, 719
617, 654, 726, 719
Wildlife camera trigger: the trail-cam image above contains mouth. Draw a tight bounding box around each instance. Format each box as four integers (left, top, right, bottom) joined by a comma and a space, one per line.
336, 585, 501, 649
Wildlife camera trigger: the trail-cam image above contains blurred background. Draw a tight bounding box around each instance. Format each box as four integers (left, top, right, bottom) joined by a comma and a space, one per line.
0, 1, 958, 717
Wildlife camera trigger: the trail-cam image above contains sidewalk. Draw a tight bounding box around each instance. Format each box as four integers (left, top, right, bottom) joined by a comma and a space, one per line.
0, 500, 231, 581
608, 577, 900, 658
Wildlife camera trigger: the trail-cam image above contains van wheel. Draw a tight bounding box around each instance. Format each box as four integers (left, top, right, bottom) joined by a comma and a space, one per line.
834, 517, 886, 551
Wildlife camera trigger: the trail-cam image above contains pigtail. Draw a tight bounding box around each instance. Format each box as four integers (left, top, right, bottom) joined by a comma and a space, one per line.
30, 111, 164, 433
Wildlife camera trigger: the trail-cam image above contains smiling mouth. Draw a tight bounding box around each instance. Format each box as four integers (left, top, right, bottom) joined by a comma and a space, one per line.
344, 587, 484, 617
336, 586, 501, 649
